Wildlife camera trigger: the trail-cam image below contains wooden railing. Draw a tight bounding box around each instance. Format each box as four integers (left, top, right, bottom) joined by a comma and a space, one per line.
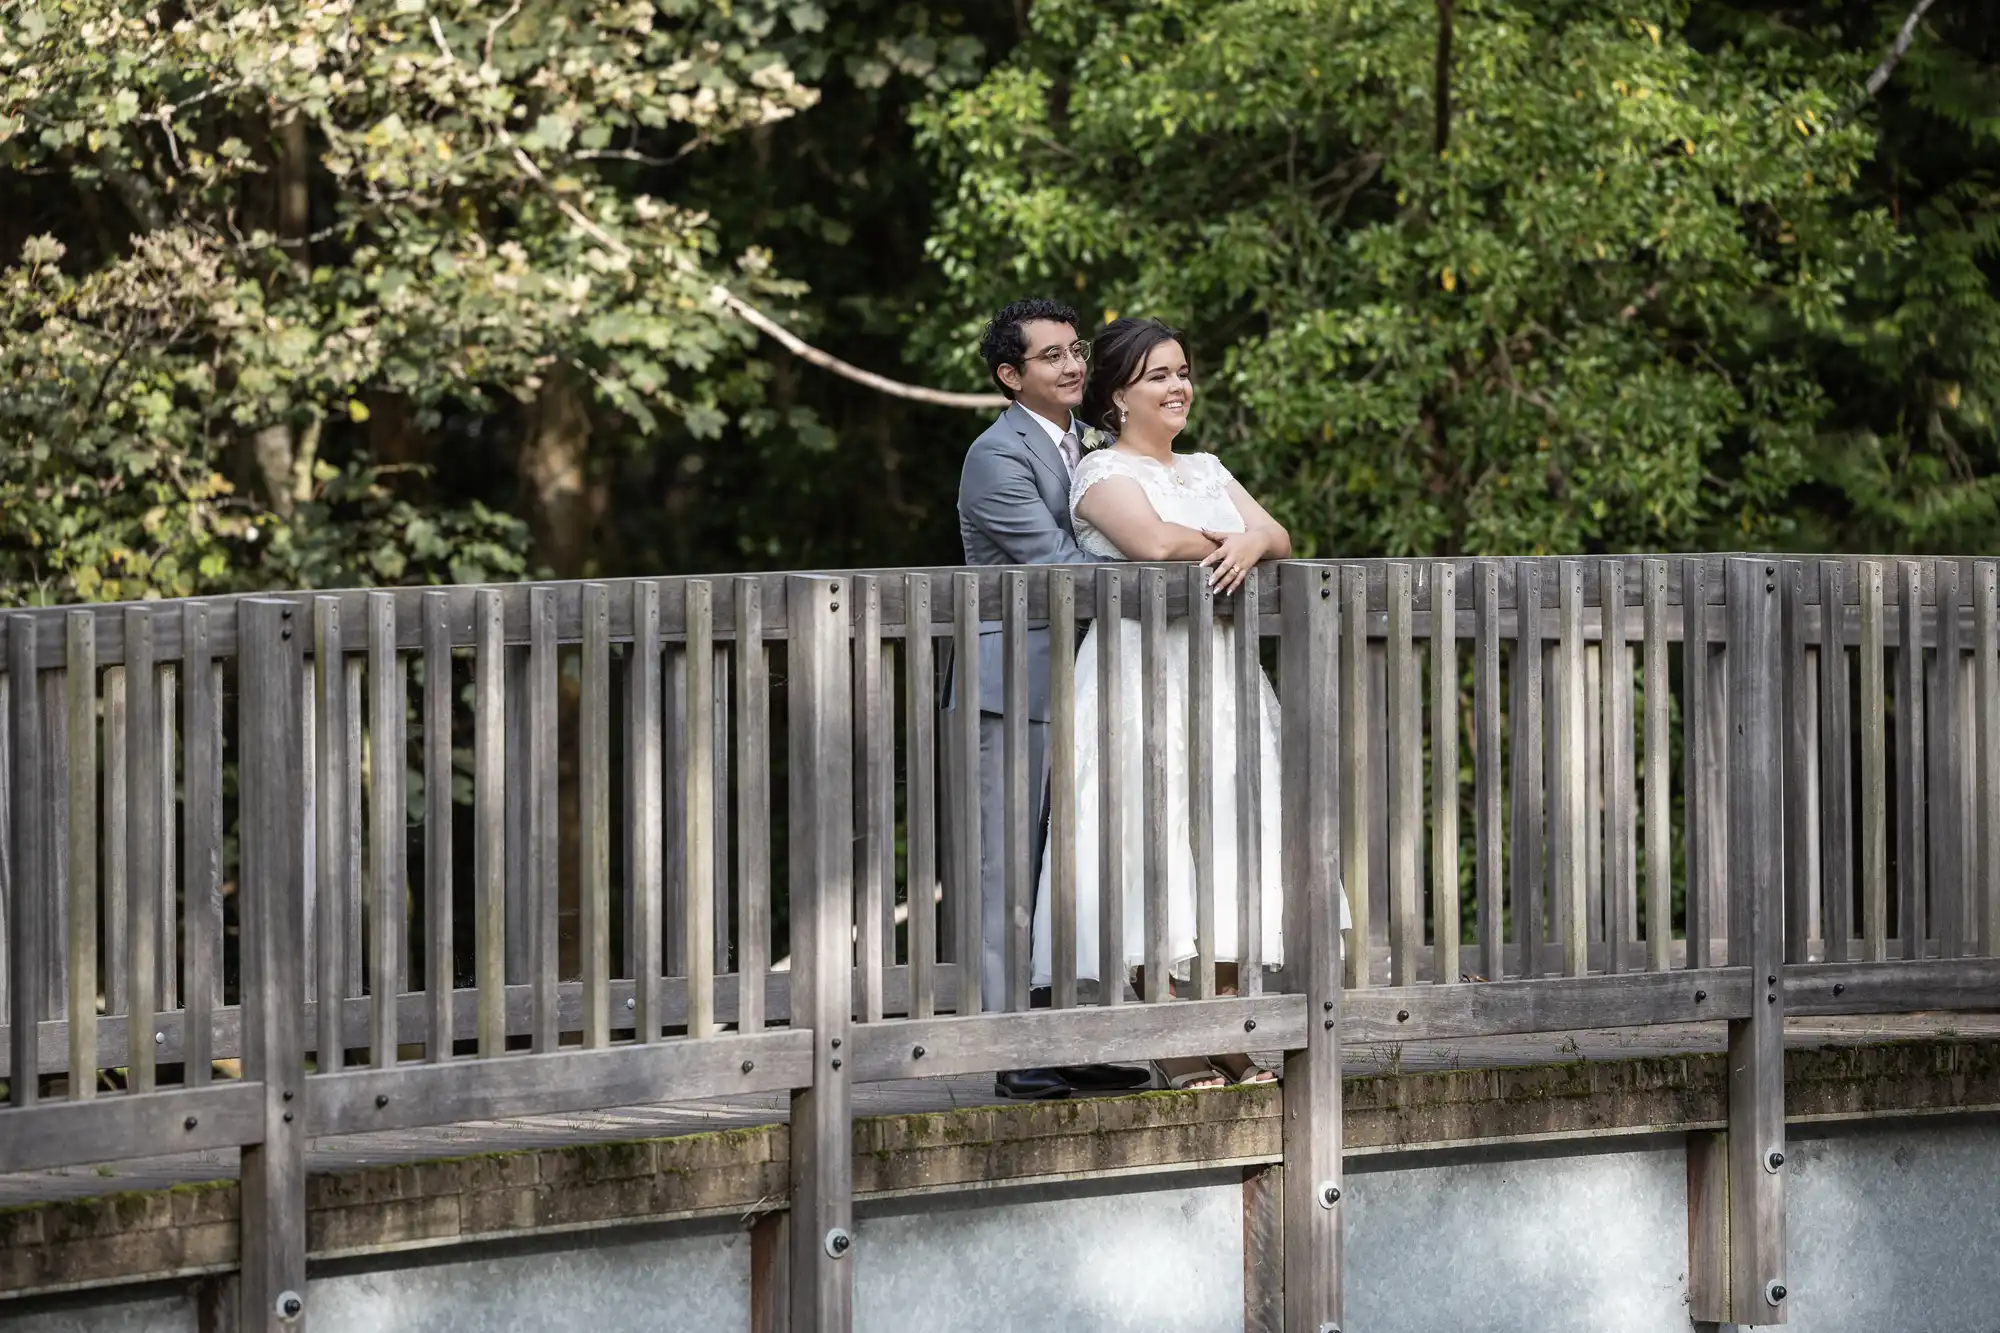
3, 556, 1999, 1329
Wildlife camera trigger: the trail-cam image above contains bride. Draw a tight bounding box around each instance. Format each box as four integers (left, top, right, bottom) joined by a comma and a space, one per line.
1028, 317, 1349, 1090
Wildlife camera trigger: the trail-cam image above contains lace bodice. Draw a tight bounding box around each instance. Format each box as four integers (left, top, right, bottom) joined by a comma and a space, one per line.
1070, 448, 1245, 558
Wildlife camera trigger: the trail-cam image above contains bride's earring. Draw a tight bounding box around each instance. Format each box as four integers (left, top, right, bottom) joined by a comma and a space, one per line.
1118, 406, 1128, 428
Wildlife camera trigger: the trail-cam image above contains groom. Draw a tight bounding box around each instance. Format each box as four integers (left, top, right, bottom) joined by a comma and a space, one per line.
954, 298, 1149, 1100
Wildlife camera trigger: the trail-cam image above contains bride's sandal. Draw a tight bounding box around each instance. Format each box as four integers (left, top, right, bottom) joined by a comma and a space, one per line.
1158, 1057, 1227, 1091
1209, 1053, 1279, 1087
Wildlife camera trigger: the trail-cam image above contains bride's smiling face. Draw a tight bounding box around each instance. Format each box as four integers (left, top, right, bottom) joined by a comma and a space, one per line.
1113, 340, 1194, 440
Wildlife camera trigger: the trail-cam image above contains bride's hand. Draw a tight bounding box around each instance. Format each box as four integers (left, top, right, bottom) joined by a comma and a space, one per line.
1199, 530, 1266, 594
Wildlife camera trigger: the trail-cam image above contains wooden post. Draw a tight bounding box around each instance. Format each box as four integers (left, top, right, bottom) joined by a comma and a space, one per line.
8, 616, 44, 1107
1280, 562, 1343, 1332
238, 599, 308, 1331
1690, 559, 1789, 1324
788, 574, 854, 1333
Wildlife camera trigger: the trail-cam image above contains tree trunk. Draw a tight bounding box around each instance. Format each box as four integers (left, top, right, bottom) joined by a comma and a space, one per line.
518, 372, 600, 580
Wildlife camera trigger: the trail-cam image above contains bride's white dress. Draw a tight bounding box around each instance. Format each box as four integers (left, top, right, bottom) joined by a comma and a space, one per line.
1030, 448, 1348, 987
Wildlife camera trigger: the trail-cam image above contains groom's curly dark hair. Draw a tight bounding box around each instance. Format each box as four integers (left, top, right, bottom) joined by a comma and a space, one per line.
979, 298, 1079, 400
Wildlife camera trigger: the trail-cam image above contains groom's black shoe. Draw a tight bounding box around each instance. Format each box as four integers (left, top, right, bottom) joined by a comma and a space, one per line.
1058, 1064, 1153, 1092
994, 1068, 1073, 1100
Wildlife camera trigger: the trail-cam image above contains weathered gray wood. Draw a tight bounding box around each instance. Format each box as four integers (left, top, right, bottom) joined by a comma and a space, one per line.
733, 581, 770, 1033
1235, 574, 1265, 996
422, 593, 455, 1061
237, 598, 308, 1333
7, 618, 44, 1105
1896, 560, 1927, 960
64, 613, 97, 1097
1096, 568, 1125, 1009
1188, 566, 1217, 1000
183, 605, 222, 1086
685, 580, 717, 1038
580, 585, 612, 1048
0, 1080, 264, 1175
1474, 562, 1503, 981
717, 644, 737, 980
528, 587, 560, 1051
1002, 570, 1032, 1012
1725, 558, 1788, 1326
1686, 1128, 1729, 1323
953, 571, 982, 1018
853, 576, 888, 1023
503, 645, 530, 988
102, 666, 126, 1021
902, 576, 938, 1019
1978, 562, 2000, 958
751, 1210, 791, 1333
786, 574, 854, 1333
1859, 561, 1889, 961
1431, 565, 1460, 986
1642, 561, 1671, 972
1783, 957, 2000, 1015
38, 666, 67, 1028
1933, 560, 1966, 959
1049, 569, 1079, 1009
1512, 562, 1545, 978
313, 599, 348, 1071
123, 608, 158, 1092
1783, 563, 1814, 967
1556, 561, 1588, 977
1341, 565, 1372, 988
344, 655, 365, 998
1682, 559, 1712, 971
1386, 563, 1420, 986
1141, 567, 1171, 1001
1585, 642, 1604, 949
1819, 562, 1854, 964
1341, 966, 1751, 1042
1600, 563, 1633, 975
1243, 1165, 1283, 1333
1278, 561, 1342, 1333
367, 592, 405, 1066
473, 589, 509, 1057
629, 582, 665, 1042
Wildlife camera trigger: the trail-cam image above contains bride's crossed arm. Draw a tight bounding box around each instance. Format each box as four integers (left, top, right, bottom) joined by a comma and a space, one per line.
1200, 478, 1290, 595
1072, 475, 1221, 562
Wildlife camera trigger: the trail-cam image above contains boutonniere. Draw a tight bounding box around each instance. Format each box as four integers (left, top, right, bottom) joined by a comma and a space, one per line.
1080, 425, 1112, 451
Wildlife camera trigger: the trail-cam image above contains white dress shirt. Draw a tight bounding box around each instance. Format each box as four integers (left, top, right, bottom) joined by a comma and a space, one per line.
1021, 404, 1080, 478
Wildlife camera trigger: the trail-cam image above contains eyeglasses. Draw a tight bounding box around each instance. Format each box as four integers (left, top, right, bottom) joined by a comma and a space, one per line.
1026, 340, 1092, 370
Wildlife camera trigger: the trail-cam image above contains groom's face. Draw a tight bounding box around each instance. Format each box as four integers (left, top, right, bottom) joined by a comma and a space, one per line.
1003, 319, 1086, 418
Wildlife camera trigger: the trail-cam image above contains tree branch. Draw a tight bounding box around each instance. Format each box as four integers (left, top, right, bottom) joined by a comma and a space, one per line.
1866, 0, 1941, 97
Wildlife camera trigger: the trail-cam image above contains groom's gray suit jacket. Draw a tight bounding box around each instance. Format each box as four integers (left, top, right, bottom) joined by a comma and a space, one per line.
955, 402, 1113, 718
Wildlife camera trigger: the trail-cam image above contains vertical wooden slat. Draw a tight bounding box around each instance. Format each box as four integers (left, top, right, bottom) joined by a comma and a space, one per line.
123, 607, 158, 1092
503, 646, 530, 988
1474, 561, 1503, 981
1555, 561, 1588, 977
1097, 567, 1125, 1008
1188, 566, 1217, 1000
1001, 570, 1031, 1013
65, 613, 97, 1098
953, 571, 982, 1018
1818, 562, 1854, 964
527, 587, 559, 1050
853, 576, 887, 1023
1512, 562, 1545, 978
343, 657, 365, 999
422, 593, 455, 1060
1641, 561, 1671, 972
630, 583, 665, 1041
735, 581, 771, 1030
717, 644, 736, 981
313, 599, 348, 1071
1601, 562, 1633, 974
579, 585, 612, 1049
183, 604, 221, 1086
786, 575, 854, 1333
1782, 563, 1813, 966
1279, 562, 1342, 1333
1234, 574, 1265, 996
40, 669, 67, 1027
1049, 569, 1079, 1010
1859, 561, 1889, 962
1934, 560, 1966, 959
7, 617, 43, 1106
155, 664, 176, 1017
1430, 565, 1460, 985
1724, 559, 1789, 1324
472, 589, 508, 1056
1895, 560, 1927, 959
1682, 559, 1712, 970
1977, 562, 2000, 958
1341, 565, 1371, 988
236, 599, 307, 1333
103, 666, 127, 1021
1385, 563, 1420, 985
664, 648, 687, 988
684, 580, 716, 1038
367, 593, 405, 1066
1585, 644, 1604, 951
1141, 567, 1171, 1001
903, 575, 937, 1018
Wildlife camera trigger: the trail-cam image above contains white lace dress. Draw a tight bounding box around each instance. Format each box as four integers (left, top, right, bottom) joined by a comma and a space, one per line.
1029, 448, 1348, 987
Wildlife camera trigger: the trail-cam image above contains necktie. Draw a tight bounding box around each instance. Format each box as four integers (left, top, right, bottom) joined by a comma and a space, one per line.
1059, 428, 1081, 474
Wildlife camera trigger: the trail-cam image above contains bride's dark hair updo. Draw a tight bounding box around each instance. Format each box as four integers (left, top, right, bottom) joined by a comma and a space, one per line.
1079, 317, 1187, 438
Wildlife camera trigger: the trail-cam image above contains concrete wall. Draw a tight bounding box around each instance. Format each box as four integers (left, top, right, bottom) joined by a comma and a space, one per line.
7, 1118, 1997, 1332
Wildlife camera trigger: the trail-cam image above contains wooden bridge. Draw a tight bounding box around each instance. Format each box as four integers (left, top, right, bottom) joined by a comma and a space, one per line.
2, 555, 1998, 1330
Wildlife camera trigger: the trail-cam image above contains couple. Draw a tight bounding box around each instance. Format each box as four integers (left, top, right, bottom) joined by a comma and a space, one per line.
955, 298, 1349, 1099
